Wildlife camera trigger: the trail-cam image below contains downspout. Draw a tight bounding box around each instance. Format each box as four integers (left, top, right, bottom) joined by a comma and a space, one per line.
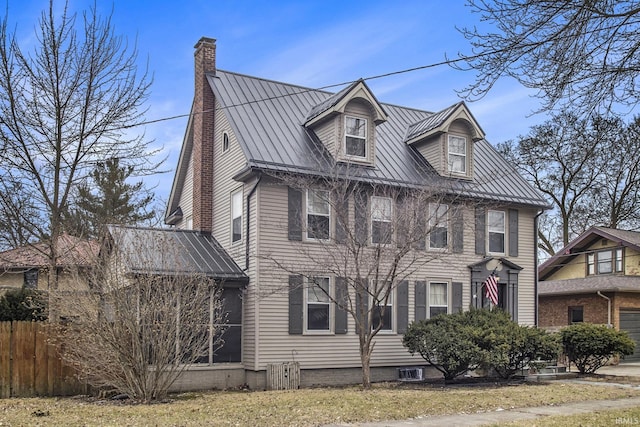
597, 291, 612, 327
245, 172, 263, 271
534, 208, 544, 326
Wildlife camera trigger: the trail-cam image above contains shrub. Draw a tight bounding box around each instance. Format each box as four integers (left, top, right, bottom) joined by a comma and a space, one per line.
403, 312, 483, 380
561, 323, 635, 374
404, 308, 560, 380
0, 288, 48, 321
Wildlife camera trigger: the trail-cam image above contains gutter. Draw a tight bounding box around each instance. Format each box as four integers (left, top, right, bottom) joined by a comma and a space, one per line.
597, 291, 612, 327
534, 208, 545, 326
245, 172, 263, 270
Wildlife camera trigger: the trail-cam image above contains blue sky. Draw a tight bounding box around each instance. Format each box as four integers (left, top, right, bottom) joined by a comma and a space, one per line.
8, 0, 546, 206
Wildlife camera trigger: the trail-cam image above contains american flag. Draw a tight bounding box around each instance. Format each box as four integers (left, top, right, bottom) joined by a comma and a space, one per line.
484, 273, 499, 306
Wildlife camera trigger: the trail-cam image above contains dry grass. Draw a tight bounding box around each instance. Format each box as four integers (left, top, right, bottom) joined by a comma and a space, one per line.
1, 382, 639, 427
496, 406, 640, 426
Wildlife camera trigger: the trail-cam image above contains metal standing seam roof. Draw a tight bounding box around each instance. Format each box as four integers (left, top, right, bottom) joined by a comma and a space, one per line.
107, 225, 248, 282
208, 70, 548, 208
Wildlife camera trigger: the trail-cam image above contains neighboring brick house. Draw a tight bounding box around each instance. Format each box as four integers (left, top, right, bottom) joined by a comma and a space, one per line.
159, 37, 548, 390
538, 226, 640, 361
0, 234, 98, 294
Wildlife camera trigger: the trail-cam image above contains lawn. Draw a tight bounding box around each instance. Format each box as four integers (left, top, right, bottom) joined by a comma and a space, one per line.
497, 406, 640, 427
2, 381, 639, 427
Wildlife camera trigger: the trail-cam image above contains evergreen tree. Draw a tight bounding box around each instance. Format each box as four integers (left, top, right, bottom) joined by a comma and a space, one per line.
69, 158, 155, 238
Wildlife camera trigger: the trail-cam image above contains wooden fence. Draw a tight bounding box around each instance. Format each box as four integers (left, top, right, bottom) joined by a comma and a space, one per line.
0, 321, 86, 398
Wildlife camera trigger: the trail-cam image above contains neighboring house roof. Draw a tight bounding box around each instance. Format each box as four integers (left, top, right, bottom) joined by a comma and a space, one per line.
166, 70, 548, 219
0, 234, 99, 270
106, 225, 248, 283
539, 276, 640, 296
539, 226, 640, 280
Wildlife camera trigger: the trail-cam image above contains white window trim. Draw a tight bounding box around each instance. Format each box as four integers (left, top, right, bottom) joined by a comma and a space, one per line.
428, 203, 449, 250
447, 134, 467, 175
427, 280, 450, 319
304, 276, 333, 334
487, 210, 506, 255
344, 115, 368, 160
306, 189, 331, 241
371, 195, 393, 245
231, 189, 243, 244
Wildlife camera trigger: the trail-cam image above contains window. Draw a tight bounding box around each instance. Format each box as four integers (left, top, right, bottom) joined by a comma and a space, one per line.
222, 132, 229, 152
24, 269, 38, 289
587, 248, 623, 275
488, 210, 505, 254
429, 282, 448, 318
371, 196, 392, 244
429, 203, 448, 249
306, 277, 331, 331
372, 290, 393, 331
307, 189, 330, 240
231, 190, 242, 243
345, 116, 367, 158
448, 135, 467, 174
569, 306, 584, 324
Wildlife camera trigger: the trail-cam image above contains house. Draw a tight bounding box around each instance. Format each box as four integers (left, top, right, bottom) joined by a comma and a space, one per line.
538, 226, 640, 361
160, 37, 548, 390
0, 234, 98, 294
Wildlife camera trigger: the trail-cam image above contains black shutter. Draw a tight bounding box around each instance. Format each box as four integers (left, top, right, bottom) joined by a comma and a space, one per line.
396, 280, 409, 334
415, 281, 426, 321
354, 192, 368, 245
413, 208, 426, 250
452, 282, 463, 313
335, 277, 348, 334
288, 187, 303, 241
396, 198, 407, 248
288, 275, 303, 334
508, 209, 519, 257
335, 193, 349, 244
452, 206, 464, 254
355, 279, 369, 333
475, 207, 486, 255
508, 271, 518, 321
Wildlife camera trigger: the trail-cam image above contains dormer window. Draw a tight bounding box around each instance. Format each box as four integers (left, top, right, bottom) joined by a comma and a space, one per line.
448, 135, 467, 174
345, 116, 367, 159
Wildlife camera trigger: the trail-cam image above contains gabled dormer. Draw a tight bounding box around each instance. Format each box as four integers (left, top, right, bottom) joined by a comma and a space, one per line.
305, 79, 387, 166
404, 102, 485, 180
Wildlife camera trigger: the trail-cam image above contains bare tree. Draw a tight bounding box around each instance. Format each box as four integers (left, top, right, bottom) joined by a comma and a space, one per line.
0, 1, 159, 312
58, 229, 228, 402
261, 169, 460, 389
456, 0, 640, 115
498, 112, 640, 257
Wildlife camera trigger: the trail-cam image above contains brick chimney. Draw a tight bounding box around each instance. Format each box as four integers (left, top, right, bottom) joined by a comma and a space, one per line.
192, 37, 216, 233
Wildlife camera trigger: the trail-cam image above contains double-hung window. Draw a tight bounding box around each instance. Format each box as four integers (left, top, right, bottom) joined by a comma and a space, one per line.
231, 190, 243, 243
448, 135, 467, 174
371, 196, 392, 244
488, 210, 505, 254
429, 203, 448, 249
371, 289, 393, 331
306, 277, 331, 331
345, 116, 367, 158
587, 248, 623, 275
429, 282, 448, 318
307, 189, 330, 240
24, 269, 38, 289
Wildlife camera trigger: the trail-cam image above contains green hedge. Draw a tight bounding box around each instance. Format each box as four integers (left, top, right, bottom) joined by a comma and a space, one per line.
0, 288, 48, 321
561, 323, 635, 374
403, 309, 559, 380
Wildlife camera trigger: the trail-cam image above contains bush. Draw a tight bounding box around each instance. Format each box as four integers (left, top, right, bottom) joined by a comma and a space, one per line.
403, 308, 560, 380
561, 323, 635, 374
0, 288, 48, 321
403, 312, 484, 380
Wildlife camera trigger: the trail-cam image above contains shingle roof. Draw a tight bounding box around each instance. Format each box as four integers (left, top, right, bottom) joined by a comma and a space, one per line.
539, 276, 640, 295
0, 234, 99, 270
107, 225, 248, 282
208, 70, 548, 208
